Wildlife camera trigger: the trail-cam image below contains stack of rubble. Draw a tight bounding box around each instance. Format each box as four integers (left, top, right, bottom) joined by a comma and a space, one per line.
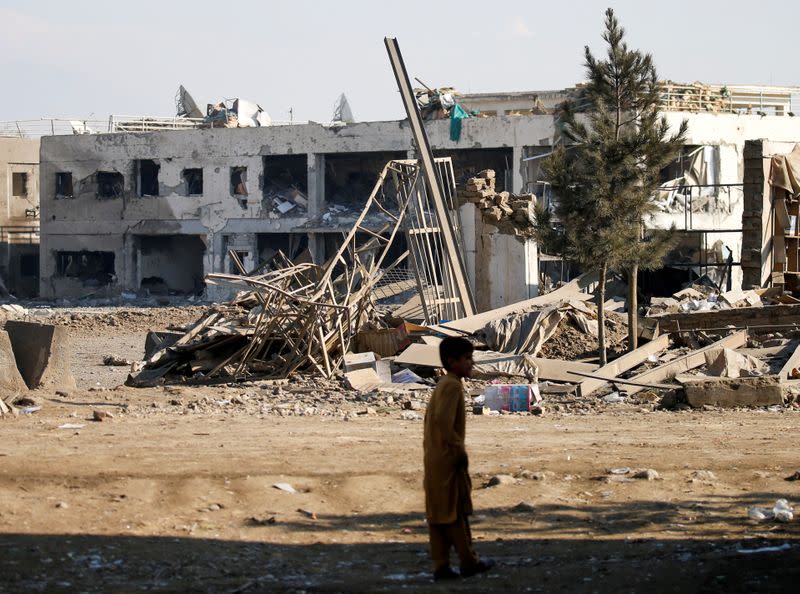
660, 81, 730, 113
458, 170, 535, 235
644, 284, 791, 317
129, 158, 462, 386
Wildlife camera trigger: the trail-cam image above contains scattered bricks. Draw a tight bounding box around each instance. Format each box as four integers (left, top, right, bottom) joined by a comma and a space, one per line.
484, 206, 503, 223
466, 178, 487, 192
476, 169, 496, 180
682, 375, 783, 408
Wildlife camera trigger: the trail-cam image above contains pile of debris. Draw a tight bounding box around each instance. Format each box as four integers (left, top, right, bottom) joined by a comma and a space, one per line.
458, 170, 535, 235
646, 284, 799, 317
128, 158, 470, 386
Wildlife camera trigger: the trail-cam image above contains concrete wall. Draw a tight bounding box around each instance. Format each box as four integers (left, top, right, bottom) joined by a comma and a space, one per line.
39, 116, 555, 303
0, 137, 40, 297
742, 139, 800, 288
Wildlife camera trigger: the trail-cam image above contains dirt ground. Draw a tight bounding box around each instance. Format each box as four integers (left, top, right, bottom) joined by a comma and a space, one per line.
1, 308, 800, 593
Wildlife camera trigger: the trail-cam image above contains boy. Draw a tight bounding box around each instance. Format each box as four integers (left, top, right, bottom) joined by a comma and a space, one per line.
423, 336, 495, 581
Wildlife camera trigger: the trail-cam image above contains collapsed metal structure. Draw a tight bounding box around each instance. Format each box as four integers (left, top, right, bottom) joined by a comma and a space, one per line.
130, 155, 470, 384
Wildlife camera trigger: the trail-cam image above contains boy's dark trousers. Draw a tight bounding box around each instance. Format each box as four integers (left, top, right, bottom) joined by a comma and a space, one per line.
428, 515, 480, 571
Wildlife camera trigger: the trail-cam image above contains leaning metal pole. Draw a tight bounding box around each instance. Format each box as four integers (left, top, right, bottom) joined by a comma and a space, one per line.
384, 37, 476, 317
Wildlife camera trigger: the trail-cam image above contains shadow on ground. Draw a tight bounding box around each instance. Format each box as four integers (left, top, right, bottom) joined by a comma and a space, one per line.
2, 492, 799, 593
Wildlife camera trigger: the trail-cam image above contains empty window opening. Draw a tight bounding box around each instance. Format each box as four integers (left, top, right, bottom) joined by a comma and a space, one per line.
183, 168, 203, 195
97, 172, 124, 198
659, 145, 719, 186
256, 233, 309, 270
55, 172, 73, 198
231, 167, 248, 196
324, 151, 406, 208
263, 154, 308, 211
437, 147, 514, 192
137, 235, 206, 295
12, 172, 28, 197
228, 251, 250, 274
20, 253, 39, 278
138, 160, 160, 197
56, 251, 115, 286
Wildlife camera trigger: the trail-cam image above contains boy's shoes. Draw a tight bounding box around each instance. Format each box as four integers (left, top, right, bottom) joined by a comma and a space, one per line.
433, 567, 461, 581
461, 558, 496, 578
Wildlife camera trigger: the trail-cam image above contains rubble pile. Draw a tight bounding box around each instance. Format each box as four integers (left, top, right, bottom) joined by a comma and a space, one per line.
538, 312, 628, 360
127, 258, 379, 386
458, 170, 536, 235
645, 285, 778, 316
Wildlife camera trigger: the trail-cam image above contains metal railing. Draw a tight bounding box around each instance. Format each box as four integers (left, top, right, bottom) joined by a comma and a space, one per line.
659, 83, 799, 116
0, 116, 327, 138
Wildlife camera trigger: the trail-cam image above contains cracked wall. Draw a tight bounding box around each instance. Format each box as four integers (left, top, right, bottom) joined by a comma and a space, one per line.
39, 117, 555, 300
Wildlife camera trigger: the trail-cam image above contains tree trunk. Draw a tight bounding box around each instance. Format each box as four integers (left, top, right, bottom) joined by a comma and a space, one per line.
628, 263, 639, 352
597, 263, 608, 366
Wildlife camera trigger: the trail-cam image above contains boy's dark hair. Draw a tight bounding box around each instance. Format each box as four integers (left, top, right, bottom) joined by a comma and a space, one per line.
439, 336, 474, 371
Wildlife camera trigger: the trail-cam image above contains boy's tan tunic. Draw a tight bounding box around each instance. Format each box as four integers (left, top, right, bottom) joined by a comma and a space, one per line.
423, 372, 473, 524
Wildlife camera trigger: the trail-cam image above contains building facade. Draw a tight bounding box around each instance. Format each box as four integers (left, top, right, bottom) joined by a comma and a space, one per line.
36, 83, 800, 307
0, 137, 40, 298
39, 117, 554, 306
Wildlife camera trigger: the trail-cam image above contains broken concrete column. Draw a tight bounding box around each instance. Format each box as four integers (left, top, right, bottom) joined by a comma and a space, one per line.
5, 321, 77, 390
682, 375, 783, 408
0, 329, 28, 402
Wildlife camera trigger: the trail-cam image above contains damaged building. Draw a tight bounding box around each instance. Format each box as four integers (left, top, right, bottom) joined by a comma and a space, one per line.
0, 137, 40, 298
36, 81, 800, 306
38, 115, 544, 305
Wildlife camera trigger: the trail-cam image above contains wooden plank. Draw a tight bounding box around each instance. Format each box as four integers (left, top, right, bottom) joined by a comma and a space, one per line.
651, 304, 800, 332
393, 344, 597, 382
578, 334, 671, 397
385, 37, 476, 316
530, 358, 598, 382
568, 370, 676, 390
432, 270, 598, 335
620, 331, 748, 395
394, 343, 439, 367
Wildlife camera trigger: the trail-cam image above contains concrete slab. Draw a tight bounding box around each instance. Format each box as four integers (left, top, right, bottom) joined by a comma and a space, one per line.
682, 375, 783, 408
5, 321, 77, 390
0, 329, 27, 402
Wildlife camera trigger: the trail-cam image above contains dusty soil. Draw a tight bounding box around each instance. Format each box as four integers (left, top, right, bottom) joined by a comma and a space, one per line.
1, 308, 799, 593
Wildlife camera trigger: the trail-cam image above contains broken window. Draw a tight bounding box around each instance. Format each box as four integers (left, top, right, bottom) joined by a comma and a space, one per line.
56, 251, 115, 285
256, 233, 309, 269
20, 253, 38, 278
12, 172, 28, 197
55, 172, 73, 198
137, 235, 206, 294
437, 147, 513, 192
324, 151, 405, 207
97, 172, 124, 199
659, 145, 719, 187
183, 168, 203, 195
262, 155, 308, 212
228, 251, 250, 274
138, 159, 159, 197
231, 167, 248, 196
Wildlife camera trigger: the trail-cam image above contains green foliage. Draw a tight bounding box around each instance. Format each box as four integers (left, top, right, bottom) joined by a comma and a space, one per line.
533, 7, 687, 274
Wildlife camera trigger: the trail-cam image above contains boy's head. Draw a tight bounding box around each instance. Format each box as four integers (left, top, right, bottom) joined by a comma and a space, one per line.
439, 337, 474, 378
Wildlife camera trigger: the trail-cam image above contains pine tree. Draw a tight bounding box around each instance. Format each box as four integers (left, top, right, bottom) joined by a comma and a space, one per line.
534, 8, 687, 364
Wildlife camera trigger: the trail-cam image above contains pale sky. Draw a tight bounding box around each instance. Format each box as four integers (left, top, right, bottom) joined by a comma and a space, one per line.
2, 0, 798, 124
